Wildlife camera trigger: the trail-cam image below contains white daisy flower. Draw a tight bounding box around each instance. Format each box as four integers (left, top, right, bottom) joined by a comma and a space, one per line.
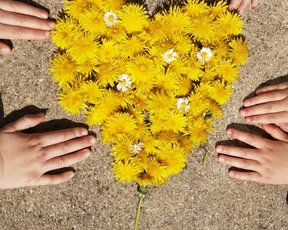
177, 97, 190, 113
163, 49, 178, 64
117, 74, 132, 92
129, 142, 144, 155
196, 47, 213, 63
104, 12, 119, 27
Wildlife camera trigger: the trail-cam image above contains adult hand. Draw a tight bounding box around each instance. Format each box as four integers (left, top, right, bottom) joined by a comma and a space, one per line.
240, 82, 288, 131
216, 125, 288, 184
228, 0, 259, 14
0, 113, 96, 189
0, 0, 54, 55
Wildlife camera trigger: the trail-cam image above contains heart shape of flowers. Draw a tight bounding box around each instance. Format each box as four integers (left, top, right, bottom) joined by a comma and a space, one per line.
50, 0, 248, 187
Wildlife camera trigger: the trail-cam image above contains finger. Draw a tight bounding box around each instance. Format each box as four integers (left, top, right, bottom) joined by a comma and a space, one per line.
0, 9, 54, 30
0, 41, 11, 55
256, 82, 288, 94
276, 123, 288, 132
216, 145, 260, 161
228, 170, 263, 183
245, 111, 288, 124
37, 127, 89, 147
44, 148, 91, 172
238, 0, 251, 14
228, 0, 242, 11
32, 171, 75, 186
243, 90, 288, 107
1, 113, 45, 133
261, 124, 288, 142
0, 23, 50, 40
227, 128, 270, 148
0, 0, 48, 19
251, 0, 259, 7
43, 136, 95, 159
241, 100, 288, 117
218, 154, 261, 171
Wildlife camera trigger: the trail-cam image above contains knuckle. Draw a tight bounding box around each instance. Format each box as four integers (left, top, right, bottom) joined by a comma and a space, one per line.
57, 158, 66, 168
60, 143, 70, 154
9, 1, 21, 11
264, 103, 273, 111
13, 27, 25, 38
239, 149, 248, 158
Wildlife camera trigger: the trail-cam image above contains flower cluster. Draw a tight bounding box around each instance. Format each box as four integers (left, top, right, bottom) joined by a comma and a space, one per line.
50, 0, 248, 187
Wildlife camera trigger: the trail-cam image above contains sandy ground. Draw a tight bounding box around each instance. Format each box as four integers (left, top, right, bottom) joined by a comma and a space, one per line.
0, 0, 288, 229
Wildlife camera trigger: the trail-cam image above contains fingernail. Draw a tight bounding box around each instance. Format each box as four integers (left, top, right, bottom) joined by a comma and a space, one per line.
243, 101, 250, 107
81, 128, 88, 136
83, 149, 91, 156
89, 136, 96, 144
218, 156, 225, 163
44, 31, 50, 38
229, 171, 235, 177
246, 117, 252, 123
216, 146, 222, 152
39, 11, 49, 19
227, 129, 233, 137
0, 47, 11, 55
48, 21, 55, 29
240, 110, 246, 116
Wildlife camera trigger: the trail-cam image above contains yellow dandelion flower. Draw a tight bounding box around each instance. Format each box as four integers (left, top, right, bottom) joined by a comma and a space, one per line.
51, 17, 81, 49
206, 99, 223, 119
97, 39, 120, 61
96, 61, 124, 86
209, 80, 233, 105
188, 92, 210, 116
156, 131, 178, 143
148, 93, 175, 115
119, 4, 149, 33
142, 134, 162, 154
186, 116, 213, 146
133, 152, 150, 171
170, 33, 193, 55
189, 14, 217, 42
113, 160, 142, 183
156, 144, 187, 176
103, 0, 125, 11
50, 53, 77, 86
210, 0, 227, 18
145, 15, 169, 41
112, 135, 134, 162
184, 0, 209, 17
176, 76, 193, 96
153, 69, 179, 93
162, 111, 188, 133
169, 56, 188, 76
64, 0, 92, 19
216, 60, 239, 82
202, 64, 217, 82
229, 37, 249, 65
58, 86, 86, 115
150, 115, 165, 134
161, 6, 191, 34
212, 40, 231, 57
67, 34, 98, 64
196, 82, 214, 98
145, 160, 168, 185
178, 135, 194, 153
186, 56, 204, 81
104, 24, 126, 41
136, 172, 153, 187
127, 56, 155, 83
79, 81, 102, 103
77, 58, 99, 77
102, 113, 138, 142
78, 7, 106, 35
147, 46, 166, 68
216, 12, 243, 37
119, 35, 146, 58
85, 91, 120, 125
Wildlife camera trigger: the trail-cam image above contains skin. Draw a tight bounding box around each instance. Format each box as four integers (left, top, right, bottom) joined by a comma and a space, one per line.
0, 113, 96, 189
0, 0, 54, 55
217, 83, 288, 184
228, 0, 259, 14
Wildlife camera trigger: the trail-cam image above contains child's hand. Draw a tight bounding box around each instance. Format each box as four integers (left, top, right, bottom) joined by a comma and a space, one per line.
216, 125, 288, 184
228, 0, 259, 14
0, 113, 96, 189
240, 82, 288, 131
0, 0, 55, 55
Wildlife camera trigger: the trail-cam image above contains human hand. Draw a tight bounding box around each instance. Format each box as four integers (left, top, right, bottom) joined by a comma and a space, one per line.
216, 125, 288, 184
240, 82, 288, 131
0, 0, 55, 55
0, 113, 96, 189
228, 0, 259, 14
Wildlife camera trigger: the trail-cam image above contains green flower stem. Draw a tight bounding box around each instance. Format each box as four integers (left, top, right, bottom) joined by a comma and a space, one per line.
134, 193, 144, 230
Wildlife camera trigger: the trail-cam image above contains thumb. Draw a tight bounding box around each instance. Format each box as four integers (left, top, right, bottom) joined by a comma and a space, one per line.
262, 124, 288, 142
0, 42, 12, 55
1, 113, 45, 133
